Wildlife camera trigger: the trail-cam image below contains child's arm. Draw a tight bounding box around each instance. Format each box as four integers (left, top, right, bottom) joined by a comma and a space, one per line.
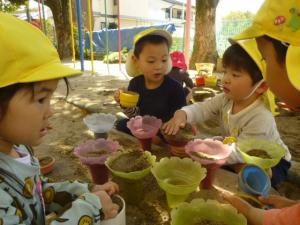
162, 109, 187, 135
258, 195, 298, 209
223, 192, 264, 225
182, 93, 223, 124
0, 187, 117, 225
41, 179, 119, 224
262, 203, 300, 225
41, 179, 118, 214
224, 193, 300, 225
89, 181, 119, 196
163, 93, 224, 135
0, 189, 26, 225
47, 191, 118, 225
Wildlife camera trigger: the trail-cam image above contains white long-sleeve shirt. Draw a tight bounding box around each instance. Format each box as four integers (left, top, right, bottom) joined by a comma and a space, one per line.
182, 93, 291, 162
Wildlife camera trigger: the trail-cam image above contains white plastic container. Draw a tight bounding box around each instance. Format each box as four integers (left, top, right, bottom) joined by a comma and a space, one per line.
102, 195, 126, 225
83, 113, 117, 133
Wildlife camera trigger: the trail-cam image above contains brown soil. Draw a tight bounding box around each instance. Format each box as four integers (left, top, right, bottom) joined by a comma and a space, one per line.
33, 75, 300, 225
110, 151, 150, 172
82, 149, 107, 157
194, 220, 227, 225
190, 151, 218, 160
247, 149, 271, 159
192, 87, 216, 102
111, 195, 124, 212
162, 123, 195, 144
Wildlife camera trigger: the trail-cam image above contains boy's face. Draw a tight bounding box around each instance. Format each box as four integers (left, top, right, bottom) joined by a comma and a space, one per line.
0, 79, 58, 148
134, 42, 169, 84
256, 36, 300, 109
222, 66, 264, 102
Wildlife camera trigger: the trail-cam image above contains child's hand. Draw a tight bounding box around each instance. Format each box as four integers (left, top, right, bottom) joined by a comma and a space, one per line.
91, 181, 119, 196
162, 110, 187, 135
222, 192, 252, 215
93, 190, 119, 220
222, 192, 264, 225
114, 88, 125, 103
258, 195, 297, 209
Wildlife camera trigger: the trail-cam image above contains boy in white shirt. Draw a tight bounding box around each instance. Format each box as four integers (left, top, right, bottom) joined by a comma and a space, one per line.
162, 39, 291, 188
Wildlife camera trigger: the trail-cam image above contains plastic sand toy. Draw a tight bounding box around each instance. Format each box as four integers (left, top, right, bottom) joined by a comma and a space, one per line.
119, 91, 139, 108
238, 164, 271, 197
171, 199, 247, 225
185, 139, 232, 189
83, 113, 117, 139
237, 139, 286, 169
105, 150, 156, 204
74, 139, 120, 184
151, 157, 206, 208
127, 115, 162, 151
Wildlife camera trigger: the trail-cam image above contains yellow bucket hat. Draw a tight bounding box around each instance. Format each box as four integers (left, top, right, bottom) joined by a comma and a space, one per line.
236, 39, 278, 116
125, 28, 173, 77
0, 13, 81, 88
232, 0, 300, 91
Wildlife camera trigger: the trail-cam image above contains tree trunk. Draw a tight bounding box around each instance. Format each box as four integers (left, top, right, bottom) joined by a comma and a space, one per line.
45, 0, 72, 59
8, 0, 73, 59
189, 0, 219, 69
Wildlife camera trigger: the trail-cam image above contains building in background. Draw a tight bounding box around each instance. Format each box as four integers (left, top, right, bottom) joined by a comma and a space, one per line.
90, 0, 195, 37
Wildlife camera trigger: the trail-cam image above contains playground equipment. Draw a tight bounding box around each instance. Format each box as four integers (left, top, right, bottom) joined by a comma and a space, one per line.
72, 0, 192, 74
25, 0, 46, 33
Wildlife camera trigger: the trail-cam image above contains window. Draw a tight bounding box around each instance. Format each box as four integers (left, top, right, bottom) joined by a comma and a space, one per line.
172, 8, 183, 19
100, 22, 106, 29
113, 0, 117, 6
165, 8, 170, 19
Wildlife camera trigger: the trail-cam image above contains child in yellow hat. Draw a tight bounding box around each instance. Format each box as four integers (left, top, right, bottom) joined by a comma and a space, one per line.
223, 0, 300, 224
114, 28, 186, 137
0, 13, 119, 224
162, 39, 291, 187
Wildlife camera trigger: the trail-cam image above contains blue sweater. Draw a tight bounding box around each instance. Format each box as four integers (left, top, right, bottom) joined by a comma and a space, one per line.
128, 75, 186, 122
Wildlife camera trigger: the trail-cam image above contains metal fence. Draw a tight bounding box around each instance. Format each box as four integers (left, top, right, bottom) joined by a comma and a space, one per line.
216, 19, 252, 56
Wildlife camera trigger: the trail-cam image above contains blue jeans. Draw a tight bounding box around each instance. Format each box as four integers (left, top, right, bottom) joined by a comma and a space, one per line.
115, 119, 131, 135
271, 158, 291, 188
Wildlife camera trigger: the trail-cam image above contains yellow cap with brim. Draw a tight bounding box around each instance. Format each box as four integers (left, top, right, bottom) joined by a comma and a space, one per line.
0, 13, 81, 88
125, 28, 172, 77
235, 39, 278, 116
231, 0, 300, 91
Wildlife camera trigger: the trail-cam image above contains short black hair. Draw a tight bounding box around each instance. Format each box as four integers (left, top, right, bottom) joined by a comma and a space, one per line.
0, 78, 69, 120
133, 35, 170, 58
222, 44, 263, 84
264, 35, 288, 65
